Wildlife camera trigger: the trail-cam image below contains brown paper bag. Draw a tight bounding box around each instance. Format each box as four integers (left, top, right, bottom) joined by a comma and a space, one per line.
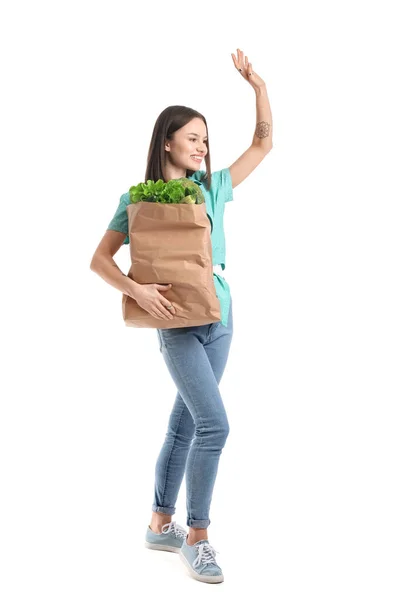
122, 201, 221, 328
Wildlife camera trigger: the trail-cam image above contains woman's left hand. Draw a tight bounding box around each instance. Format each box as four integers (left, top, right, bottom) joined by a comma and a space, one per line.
231, 48, 266, 91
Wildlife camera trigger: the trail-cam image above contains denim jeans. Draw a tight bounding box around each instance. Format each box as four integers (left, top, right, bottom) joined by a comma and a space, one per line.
152, 297, 233, 529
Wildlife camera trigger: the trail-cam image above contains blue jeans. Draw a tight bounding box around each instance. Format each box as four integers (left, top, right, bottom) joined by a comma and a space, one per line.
152, 297, 233, 529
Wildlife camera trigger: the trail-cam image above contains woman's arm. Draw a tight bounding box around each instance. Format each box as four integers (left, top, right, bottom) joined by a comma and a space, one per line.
228, 49, 273, 189
252, 85, 272, 152
90, 230, 140, 299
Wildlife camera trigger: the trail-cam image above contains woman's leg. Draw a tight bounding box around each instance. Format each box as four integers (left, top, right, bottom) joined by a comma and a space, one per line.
151, 390, 195, 530
185, 298, 233, 542
151, 299, 233, 535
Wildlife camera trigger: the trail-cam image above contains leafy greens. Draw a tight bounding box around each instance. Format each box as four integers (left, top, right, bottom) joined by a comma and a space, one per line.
129, 177, 205, 205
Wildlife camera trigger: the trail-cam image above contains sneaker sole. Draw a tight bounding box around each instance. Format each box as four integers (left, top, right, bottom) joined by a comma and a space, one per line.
144, 541, 181, 553
179, 549, 224, 583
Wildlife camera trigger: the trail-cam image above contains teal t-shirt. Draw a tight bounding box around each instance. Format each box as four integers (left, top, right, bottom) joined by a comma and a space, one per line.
106, 168, 233, 327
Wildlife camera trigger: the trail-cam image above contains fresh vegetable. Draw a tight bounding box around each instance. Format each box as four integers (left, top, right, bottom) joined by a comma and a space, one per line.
129, 177, 205, 205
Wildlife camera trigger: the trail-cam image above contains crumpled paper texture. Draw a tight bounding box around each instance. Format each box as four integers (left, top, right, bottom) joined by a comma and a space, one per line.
122, 201, 221, 328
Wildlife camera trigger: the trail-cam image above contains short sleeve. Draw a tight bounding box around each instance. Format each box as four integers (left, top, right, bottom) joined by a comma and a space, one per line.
107, 192, 130, 245
212, 168, 233, 203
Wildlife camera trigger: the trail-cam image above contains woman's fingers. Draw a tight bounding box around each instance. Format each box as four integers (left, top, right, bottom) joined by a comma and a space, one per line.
237, 48, 243, 69
158, 301, 174, 320
232, 48, 249, 76
232, 49, 241, 64
153, 308, 167, 320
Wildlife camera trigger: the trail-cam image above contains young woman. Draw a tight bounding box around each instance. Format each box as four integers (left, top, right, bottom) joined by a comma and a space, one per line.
90, 49, 273, 584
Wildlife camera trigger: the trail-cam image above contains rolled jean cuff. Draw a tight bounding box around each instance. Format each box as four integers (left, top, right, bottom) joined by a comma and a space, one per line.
187, 518, 211, 528
151, 504, 175, 516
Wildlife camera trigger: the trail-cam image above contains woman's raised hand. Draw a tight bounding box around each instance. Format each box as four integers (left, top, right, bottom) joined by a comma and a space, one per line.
231, 48, 266, 91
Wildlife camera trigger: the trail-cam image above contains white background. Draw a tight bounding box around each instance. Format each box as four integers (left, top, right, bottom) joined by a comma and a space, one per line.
1, 0, 399, 598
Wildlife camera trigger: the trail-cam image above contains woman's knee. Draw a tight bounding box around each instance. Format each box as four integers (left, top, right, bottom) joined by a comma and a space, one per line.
197, 417, 230, 443
221, 419, 230, 440
215, 420, 230, 449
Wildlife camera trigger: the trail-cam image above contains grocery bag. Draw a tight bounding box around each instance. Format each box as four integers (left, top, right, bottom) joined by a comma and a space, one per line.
122, 201, 221, 328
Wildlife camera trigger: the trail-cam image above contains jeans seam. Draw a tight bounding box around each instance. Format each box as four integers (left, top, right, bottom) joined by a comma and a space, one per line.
156, 329, 163, 351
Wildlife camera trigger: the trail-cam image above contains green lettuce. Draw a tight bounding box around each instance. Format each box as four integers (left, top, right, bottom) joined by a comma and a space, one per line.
129, 177, 205, 205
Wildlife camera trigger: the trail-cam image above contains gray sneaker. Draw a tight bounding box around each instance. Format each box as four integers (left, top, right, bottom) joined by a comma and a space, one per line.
179, 537, 224, 583
144, 521, 187, 553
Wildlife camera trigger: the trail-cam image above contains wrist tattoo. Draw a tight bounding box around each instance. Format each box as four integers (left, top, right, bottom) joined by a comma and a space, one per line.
255, 121, 270, 139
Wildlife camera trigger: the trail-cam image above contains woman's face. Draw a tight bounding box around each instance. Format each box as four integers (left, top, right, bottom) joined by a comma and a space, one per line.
164, 118, 208, 171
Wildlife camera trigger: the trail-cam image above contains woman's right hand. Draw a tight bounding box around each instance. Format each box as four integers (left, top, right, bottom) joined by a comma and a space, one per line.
133, 283, 176, 320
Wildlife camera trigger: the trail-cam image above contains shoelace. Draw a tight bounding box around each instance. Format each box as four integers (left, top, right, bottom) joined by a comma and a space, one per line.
192, 541, 219, 569
161, 521, 187, 539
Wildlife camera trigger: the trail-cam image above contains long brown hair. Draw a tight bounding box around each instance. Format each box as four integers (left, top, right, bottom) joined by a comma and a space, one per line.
145, 105, 212, 192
